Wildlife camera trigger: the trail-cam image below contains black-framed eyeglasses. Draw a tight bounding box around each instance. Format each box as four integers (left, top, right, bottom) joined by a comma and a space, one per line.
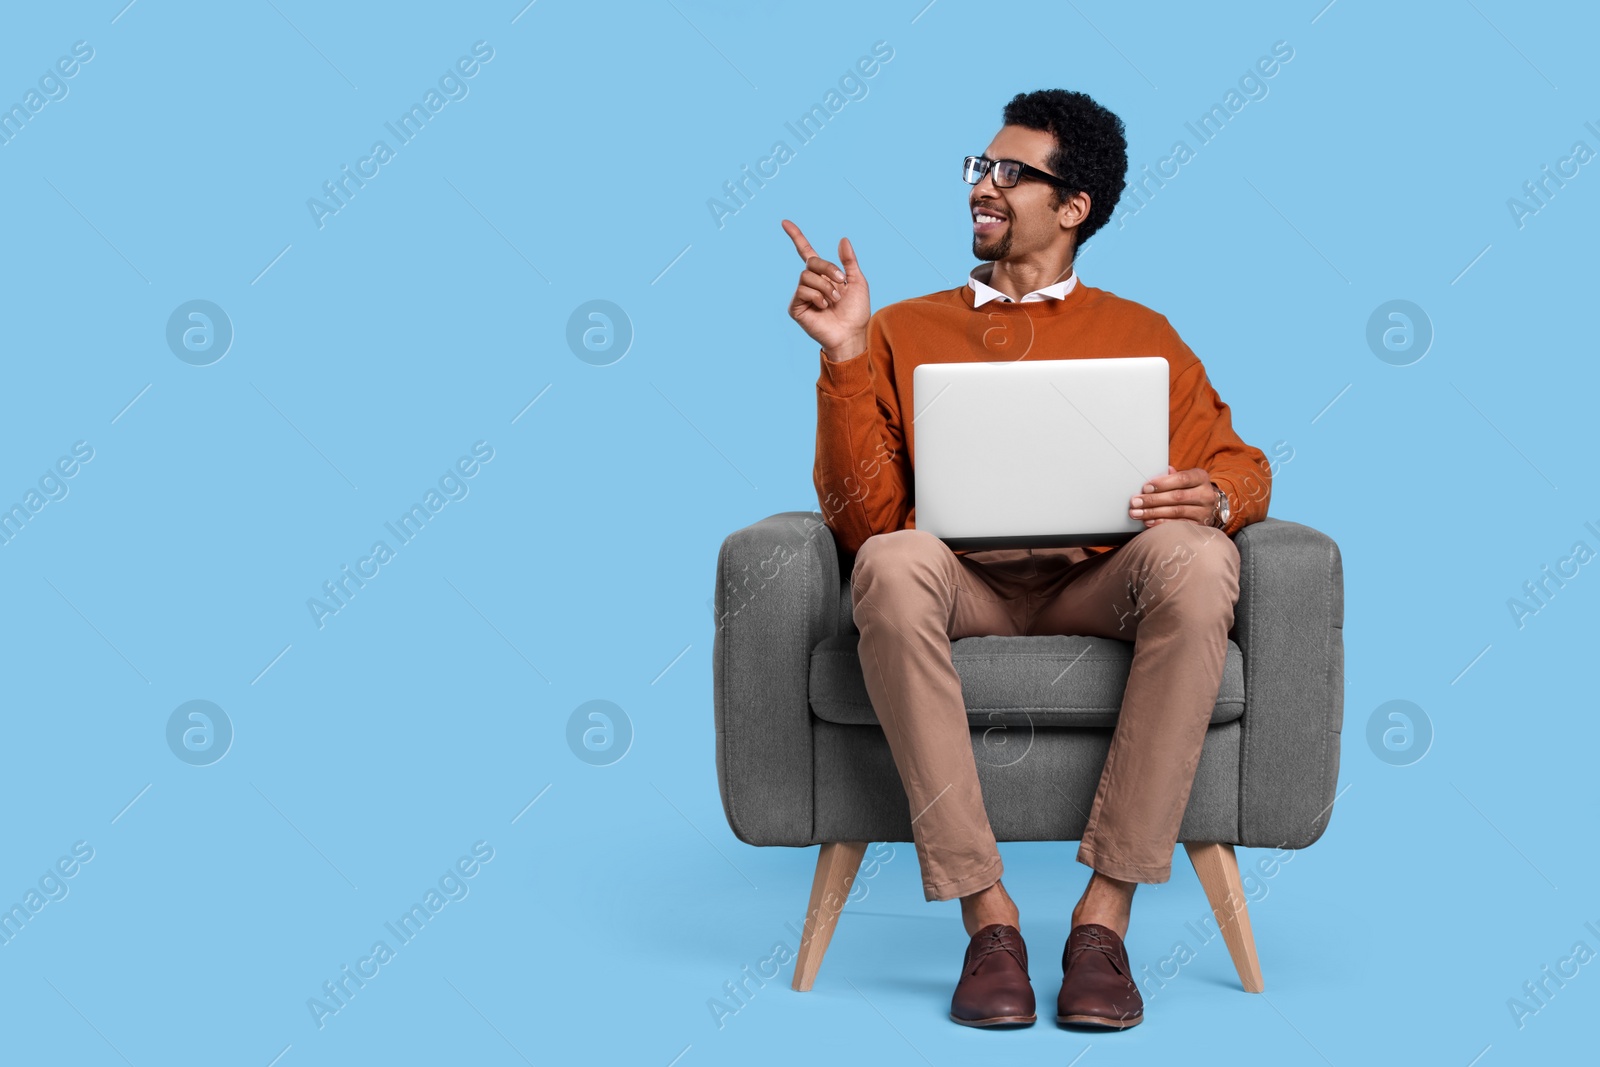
962, 154, 1071, 190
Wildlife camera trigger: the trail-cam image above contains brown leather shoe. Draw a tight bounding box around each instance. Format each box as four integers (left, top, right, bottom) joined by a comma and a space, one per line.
1056, 923, 1144, 1029
949, 923, 1037, 1027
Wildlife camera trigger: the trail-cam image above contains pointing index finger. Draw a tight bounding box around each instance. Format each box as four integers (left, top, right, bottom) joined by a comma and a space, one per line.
781, 219, 819, 262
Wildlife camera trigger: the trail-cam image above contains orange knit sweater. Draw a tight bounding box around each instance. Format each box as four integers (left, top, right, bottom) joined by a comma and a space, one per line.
813, 278, 1272, 558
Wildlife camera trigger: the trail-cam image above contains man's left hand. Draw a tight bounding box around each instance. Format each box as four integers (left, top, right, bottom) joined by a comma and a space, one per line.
1129, 465, 1217, 527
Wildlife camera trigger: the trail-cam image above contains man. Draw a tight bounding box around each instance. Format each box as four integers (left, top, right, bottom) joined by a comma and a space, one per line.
781, 89, 1271, 1030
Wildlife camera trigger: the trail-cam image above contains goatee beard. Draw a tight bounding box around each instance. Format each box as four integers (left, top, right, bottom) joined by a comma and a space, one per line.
972, 231, 1010, 261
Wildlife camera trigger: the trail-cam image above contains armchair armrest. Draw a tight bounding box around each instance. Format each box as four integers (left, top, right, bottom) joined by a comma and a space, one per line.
1231, 518, 1345, 850
713, 510, 842, 846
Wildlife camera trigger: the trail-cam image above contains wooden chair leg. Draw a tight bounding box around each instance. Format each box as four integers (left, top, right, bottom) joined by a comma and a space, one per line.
791, 841, 868, 991
1183, 842, 1265, 993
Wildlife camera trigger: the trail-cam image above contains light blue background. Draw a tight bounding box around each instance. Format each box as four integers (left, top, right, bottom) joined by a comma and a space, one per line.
1, 1, 1595, 1064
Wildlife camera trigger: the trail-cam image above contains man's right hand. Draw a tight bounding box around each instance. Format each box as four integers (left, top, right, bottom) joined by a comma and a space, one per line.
782, 219, 870, 363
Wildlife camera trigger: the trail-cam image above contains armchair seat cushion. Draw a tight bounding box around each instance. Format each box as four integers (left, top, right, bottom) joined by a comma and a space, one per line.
809, 633, 1246, 729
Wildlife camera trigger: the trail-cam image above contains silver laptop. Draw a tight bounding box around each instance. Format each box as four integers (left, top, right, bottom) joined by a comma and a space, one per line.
912, 357, 1169, 549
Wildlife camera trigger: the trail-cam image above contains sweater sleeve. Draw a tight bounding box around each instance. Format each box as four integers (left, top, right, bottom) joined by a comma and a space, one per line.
1163, 337, 1272, 537
812, 310, 913, 555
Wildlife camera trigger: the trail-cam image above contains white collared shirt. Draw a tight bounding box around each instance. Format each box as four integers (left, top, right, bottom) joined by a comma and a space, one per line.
967, 261, 1078, 307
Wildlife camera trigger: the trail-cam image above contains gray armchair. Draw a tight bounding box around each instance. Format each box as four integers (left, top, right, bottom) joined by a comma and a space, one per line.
713, 511, 1344, 993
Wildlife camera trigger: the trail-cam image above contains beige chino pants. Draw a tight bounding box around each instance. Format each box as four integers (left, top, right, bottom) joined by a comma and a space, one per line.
849, 520, 1241, 900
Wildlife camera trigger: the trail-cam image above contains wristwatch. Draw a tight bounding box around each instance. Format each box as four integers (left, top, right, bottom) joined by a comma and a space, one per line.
1210, 486, 1231, 530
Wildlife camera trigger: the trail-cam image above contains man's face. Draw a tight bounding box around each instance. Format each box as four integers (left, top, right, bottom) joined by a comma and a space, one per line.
970, 125, 1075, 262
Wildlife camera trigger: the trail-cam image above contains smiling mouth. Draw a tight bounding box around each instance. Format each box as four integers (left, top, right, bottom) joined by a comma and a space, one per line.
973, 211, 1007, 233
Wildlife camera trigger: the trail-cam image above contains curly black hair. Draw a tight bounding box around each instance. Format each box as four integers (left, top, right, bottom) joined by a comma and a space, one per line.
1000, 89, 1128, 246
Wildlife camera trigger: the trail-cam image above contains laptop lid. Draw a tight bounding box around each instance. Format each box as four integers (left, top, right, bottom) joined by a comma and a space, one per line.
912, 357, 1169, 549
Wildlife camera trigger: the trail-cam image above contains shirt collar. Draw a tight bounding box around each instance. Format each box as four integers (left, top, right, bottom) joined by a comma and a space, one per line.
966, 261, 1078, 307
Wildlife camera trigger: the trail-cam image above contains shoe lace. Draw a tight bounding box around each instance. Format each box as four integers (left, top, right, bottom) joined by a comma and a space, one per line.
970, 926, 1027, 975
1067, 927, 1129, 978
